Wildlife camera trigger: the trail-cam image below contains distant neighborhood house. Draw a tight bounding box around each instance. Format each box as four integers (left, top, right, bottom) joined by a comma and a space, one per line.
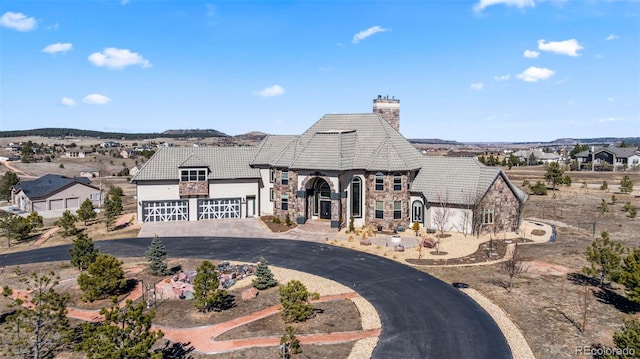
11, 174, 101, 213
513, 149, 562, 164
575, 146, 640, 171
64, 148, 93, 158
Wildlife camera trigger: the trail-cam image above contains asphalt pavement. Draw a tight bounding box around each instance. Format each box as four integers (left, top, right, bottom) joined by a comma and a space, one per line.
0, 236, 512, 359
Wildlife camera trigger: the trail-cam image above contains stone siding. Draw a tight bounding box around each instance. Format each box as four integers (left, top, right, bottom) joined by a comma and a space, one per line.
273, 169, 298, 223
364, 172, 410, 230
477, 175, 522, 234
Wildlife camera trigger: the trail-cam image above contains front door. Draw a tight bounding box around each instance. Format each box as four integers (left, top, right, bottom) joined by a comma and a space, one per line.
246, 197, 256, 217
320, 201, 331, 219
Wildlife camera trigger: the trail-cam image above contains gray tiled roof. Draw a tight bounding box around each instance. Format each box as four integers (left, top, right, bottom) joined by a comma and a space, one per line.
13, 174, 95, 200
252, 113, 423, 171
412, 157, 527, 206
132, 147, 260, 181
250, 135, 297, 166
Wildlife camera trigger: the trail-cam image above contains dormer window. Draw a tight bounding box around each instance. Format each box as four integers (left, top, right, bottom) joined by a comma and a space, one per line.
181, 169, 207, 182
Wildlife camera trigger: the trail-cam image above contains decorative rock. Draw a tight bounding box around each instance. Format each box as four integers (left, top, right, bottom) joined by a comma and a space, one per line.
242, 287, 259, 300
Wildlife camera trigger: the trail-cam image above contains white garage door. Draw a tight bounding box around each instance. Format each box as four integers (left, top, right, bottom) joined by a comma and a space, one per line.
66, 197, 79, 209
50, 199, 64, 210
142, 200, 188, 222
198, 198, 241, 219
33, 201, 46, 212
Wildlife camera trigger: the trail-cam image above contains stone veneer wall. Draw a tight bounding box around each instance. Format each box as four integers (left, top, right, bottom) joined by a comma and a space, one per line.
273, 169, 298, 222
477, 175, 522, 233
364, 172, 410, 230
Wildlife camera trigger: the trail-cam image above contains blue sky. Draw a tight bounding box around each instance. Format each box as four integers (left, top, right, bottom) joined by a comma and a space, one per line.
1, 0, 638, 142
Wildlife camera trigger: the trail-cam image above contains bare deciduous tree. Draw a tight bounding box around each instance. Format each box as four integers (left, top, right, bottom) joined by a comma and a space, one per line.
432, 193, 452, 253
579, 285, 593, 333
501, 243, 528, 292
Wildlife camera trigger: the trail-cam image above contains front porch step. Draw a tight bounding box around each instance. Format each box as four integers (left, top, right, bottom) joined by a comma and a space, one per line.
292, 220, 337, 234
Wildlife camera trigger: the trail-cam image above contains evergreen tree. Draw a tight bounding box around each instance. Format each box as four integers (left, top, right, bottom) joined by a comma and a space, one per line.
78, 254, 127, 302
0, 213, 35, 247
279, 280, 319, 323
0, 171, 20, 200
544, 162, 565, 190
603, 316, 640, 359
583, 232, 624, 288
619, 248, 640, 305
193, 260, 228, 312
78, 300, 163, 359
20, 142, 35, 163
620, 175, 634, 194
601, 180, 609, 191
69, 232, 99, 271
145, 234, 169, 276
55, 209, 78, 237
103, 193, 123, 231
27, 211, 44, 229
529, 181, 547, 195
598, 199, 610, 214
279, 325, 302, 358
1, 270, 71, 359
252, 257, 278, 290
76, 198, 97, 225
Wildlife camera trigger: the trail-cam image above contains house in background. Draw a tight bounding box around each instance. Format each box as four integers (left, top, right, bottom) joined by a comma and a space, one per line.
575, 147, 640, 171
64, 148, 94, 158
11, 174, 101, 213
513, 149, 562, 165
132, 96, 527, 234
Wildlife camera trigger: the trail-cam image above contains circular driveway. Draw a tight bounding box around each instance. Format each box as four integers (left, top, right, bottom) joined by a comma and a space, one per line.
0, 236, 512, 358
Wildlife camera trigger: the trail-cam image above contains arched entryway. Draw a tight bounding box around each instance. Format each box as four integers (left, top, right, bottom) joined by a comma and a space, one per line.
308, 177, 331, 220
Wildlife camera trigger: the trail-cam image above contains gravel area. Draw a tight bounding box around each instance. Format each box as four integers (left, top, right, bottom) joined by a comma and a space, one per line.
461, 288, 535, 359
224, 260, 382, 358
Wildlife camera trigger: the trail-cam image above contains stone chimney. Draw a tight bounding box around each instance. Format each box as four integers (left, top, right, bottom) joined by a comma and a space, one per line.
373, 95, 400, 131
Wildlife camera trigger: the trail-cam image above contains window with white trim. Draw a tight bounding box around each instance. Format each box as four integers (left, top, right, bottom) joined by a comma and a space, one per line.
375, 201, 384, 219
281, 170, 289, 185
393, 173, 402, 191
482, 209, 494, 224
270, 169, 275, 183
281, 194, 288, 210
270, 188, 274, 202
180, 169, 206, 181
351, 177, 362, 218
394, 201, 402, 219
375, 172, 384, 190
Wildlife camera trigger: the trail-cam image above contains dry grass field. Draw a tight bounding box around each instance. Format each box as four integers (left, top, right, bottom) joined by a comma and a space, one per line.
2, 140, 640, 359
424, 167, 640, 359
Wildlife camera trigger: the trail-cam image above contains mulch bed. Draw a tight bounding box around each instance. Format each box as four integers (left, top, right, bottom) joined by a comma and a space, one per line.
407, 237, 533, 266
531, 229, 546, 236
260, 215, 297, 232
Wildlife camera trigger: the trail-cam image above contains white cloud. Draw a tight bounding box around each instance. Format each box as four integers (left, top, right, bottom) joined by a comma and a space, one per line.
254, 85, 285, 97
121, 0, 130, 4
60, 97, 76, 107
516, 66, 555, 82
206, 3, 216, 18
606, 34, 618, 41
597, 117, 624, 123
494, 74, 511, 81
42, 42, 73, 54
88, 48, 152, 69
523, 49, 540, 58
83, 94, 112, 105
352, 26, 389, 44
537, 39, 584, 57
473, 0, 535, 12
47, 23, 59, 30
470, 82, 484, 91
0, 11, 37, 31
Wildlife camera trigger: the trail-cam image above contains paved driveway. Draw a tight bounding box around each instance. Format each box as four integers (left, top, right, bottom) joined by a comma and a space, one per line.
0, 237, 512, 358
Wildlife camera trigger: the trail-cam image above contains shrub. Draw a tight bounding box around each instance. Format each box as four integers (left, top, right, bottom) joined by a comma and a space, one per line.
253, 257, 278, 290
529, 181, 547, 195
285, 213, 292, 226
279, 280, 319, 323
78, 254, 127, 302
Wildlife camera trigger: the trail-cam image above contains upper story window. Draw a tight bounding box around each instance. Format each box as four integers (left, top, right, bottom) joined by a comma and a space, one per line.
375, 172, 384, 191
270, 169, 275, 183
180, 169, 206, 182
281, 170, 289, 185
393, 173, 402, 191
281, 194, 289, 210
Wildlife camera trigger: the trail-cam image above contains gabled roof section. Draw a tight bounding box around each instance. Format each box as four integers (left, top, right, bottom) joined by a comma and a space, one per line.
412, 157, 527, 206
179, 153, 209, 168
132, 147, 260, 181
250, 135, 298, 166
575, 146, 640, 158
12, 174, 95, 200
